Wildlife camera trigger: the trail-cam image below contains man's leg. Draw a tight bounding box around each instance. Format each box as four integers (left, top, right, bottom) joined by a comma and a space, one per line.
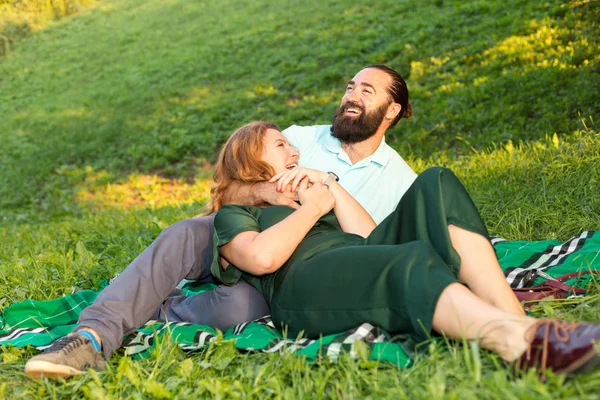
77, 216, 214, 357
25, 217, 215, 378
76, 217, 216, 357
26, 215, 270, 379
153, 282, 270, 331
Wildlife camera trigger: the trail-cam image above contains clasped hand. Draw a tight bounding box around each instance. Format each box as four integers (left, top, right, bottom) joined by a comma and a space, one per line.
269, 166, 335, 216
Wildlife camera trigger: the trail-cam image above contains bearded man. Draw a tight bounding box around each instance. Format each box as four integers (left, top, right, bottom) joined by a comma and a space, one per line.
25, 65, 417, 379
281, 64, 416, 223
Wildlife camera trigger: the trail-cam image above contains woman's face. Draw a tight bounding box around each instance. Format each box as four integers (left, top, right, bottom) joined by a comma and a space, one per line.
262, 128, 300, 174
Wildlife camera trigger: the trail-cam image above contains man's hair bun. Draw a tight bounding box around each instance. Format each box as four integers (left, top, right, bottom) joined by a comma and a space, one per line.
402, 102, 412, 119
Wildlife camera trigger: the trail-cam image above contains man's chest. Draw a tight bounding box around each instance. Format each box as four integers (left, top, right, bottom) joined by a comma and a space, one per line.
298, 147, 401, 222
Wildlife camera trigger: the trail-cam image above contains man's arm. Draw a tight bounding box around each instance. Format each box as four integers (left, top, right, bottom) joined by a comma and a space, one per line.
222, 181, 299, 208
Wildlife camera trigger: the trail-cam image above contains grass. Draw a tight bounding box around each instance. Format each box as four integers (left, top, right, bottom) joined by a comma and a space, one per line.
0, 0, 599, 398
0, 0, 94, 58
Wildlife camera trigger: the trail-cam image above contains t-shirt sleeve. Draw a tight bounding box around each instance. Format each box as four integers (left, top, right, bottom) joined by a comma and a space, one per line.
210, 205, 261, 285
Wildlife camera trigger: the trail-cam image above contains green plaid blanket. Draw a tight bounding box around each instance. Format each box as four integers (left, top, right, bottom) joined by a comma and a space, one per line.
2, 231, 599, 367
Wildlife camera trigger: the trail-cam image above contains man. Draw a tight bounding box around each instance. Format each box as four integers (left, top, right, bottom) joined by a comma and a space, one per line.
25, 64, 417, 379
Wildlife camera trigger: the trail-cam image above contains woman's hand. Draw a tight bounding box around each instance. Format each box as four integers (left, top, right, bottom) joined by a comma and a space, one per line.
270, 166, 328, 193
220, 178, 335, 276
297, 178, 335, 217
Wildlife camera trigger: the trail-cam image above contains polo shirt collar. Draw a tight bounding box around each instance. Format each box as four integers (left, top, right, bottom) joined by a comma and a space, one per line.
370, 137, 392, 167
324, 131, 392, 167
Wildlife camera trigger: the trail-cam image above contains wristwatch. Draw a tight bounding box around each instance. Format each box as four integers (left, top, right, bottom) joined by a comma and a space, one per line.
323, 171, 339, 188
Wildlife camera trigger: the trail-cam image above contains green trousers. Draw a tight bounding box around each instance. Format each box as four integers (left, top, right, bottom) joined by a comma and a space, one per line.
270, 167, 489, 351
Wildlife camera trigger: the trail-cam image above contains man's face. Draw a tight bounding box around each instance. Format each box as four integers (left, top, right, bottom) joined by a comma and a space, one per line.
331, 68, 393, 144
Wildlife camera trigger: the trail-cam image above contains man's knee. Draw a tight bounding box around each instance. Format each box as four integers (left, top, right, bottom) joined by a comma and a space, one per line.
150, 216, 216, 281
161, 217, 215, 244
213, 283, 270, 327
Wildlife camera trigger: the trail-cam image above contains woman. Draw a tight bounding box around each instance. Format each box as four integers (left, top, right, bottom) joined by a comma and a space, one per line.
210, 121, 600, 376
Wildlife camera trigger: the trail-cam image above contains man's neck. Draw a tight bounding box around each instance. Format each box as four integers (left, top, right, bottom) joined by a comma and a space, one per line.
340, 130, 386, 165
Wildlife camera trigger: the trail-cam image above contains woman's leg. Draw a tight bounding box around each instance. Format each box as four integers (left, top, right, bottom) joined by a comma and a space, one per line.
271, 241, 459, 348
271, 240, 526, 356
432, 282, 600, 376
272, 240, 600, 375
448, 225, 525, 315
432, 282, 533, 361
369, 167, 523, 315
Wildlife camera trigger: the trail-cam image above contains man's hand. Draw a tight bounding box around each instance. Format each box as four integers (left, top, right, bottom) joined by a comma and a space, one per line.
253, 181, 299, 209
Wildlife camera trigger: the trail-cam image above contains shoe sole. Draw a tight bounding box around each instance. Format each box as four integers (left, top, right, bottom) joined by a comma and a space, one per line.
569, 349, 600, 375
25, 360, 83, 379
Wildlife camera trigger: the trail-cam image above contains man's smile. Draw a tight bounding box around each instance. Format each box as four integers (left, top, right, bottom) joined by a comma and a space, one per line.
342, 103, 363, 117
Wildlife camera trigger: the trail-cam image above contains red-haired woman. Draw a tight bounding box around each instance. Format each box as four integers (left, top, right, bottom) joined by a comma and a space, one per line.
209, 120, 600, 377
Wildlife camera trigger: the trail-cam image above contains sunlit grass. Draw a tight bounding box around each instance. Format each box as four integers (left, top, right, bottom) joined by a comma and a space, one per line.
76, 172, 212, 211
412, 125, 600, 240
0, 0, 94, 57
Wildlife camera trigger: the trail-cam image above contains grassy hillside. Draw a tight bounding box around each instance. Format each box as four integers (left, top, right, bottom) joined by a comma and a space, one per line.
0, 0, 598, 219
1, 0, 599, 398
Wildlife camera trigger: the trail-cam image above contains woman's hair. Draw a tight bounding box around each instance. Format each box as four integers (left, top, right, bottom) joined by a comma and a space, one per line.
208, 121, 280, 212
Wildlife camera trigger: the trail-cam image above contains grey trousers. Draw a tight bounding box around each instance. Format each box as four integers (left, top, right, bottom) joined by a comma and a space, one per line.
77, 216, 270, 357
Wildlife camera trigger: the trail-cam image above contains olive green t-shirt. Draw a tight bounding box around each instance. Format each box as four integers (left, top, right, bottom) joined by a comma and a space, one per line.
210, 205, 365, 304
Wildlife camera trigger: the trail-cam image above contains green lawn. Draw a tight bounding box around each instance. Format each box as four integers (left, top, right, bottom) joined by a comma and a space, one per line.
1, 0, 599, 398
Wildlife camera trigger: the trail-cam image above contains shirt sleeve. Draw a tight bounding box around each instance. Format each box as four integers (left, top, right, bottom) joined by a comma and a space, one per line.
210, 205, 261, 285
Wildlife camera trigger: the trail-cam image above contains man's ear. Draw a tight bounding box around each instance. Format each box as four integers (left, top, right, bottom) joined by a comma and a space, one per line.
385, 103, 402, 121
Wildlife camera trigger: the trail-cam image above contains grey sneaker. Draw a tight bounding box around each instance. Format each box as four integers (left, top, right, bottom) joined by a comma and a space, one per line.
24, 333, 105, 379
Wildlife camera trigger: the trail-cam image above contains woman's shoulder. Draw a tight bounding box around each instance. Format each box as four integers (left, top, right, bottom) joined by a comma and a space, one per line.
215, 205, 262, 223
216, 204, 297, 226
218, 204, 261, 215
214, 205, 263, 235
219, 204, 296, 214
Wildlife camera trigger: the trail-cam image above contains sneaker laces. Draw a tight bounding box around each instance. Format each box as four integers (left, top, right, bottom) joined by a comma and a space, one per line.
44, 334, 88, 355
524, 319, 581, 371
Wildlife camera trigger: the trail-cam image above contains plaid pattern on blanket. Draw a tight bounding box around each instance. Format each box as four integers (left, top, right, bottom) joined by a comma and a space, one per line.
493, 231, 599, 288
2, 231, 599, 366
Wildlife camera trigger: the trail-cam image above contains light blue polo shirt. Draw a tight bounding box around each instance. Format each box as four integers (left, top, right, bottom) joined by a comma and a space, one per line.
282, 125, 417, 224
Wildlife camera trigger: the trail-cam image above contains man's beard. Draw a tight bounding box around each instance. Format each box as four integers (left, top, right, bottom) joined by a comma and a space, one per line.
331, 102, 388, 144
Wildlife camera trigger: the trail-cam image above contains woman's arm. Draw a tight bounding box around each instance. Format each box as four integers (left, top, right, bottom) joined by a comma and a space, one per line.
270, 167, 376, 237
219, 181, 335, 276
326, 178, 376, 237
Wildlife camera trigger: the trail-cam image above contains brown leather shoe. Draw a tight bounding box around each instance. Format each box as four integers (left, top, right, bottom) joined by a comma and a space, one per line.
516, 319, 600, 378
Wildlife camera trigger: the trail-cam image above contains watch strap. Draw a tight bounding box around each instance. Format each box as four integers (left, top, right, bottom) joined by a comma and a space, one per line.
323, 172, 338, 188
